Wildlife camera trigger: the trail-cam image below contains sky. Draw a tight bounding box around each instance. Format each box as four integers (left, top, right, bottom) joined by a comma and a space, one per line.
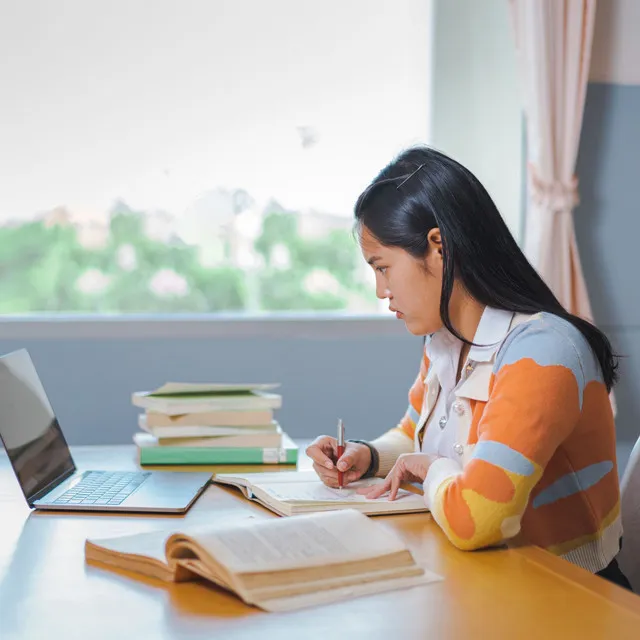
0, 0, 432, 223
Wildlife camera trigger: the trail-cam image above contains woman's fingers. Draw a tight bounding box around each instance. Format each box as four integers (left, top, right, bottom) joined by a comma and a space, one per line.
356, 458, 407, 500
314, 464, 364, 488
306, 436, 338, 470
336, 446, 361, 472
336, 451, 354, 472
361, 475, 392, 499
313, 462, 338, 485
388, 469, 402, 501
344, 469, 363, 485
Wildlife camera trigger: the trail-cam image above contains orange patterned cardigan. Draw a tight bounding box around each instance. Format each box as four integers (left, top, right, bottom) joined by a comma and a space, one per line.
370, 312, 622, 572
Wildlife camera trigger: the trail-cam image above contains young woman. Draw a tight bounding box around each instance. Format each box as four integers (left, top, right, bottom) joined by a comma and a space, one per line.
306, 146, 631, 588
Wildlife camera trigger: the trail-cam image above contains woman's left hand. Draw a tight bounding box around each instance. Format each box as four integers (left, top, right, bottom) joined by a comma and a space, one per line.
358, 452, 440, 501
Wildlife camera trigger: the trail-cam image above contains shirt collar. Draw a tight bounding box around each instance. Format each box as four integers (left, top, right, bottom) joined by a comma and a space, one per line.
425, 306, 514, 364
468, 306, 514, 362
425, 324, 458, 365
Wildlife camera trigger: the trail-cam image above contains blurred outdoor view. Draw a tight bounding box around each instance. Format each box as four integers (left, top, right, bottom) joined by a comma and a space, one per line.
0, 196, 370, 313
0, 1, 432, 314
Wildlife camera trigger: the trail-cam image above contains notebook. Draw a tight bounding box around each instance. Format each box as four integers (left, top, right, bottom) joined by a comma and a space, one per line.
134, 432, 298, 466
142, 429, 283, 449
212, 470, 429, 516
145, 383, 279, 394
142, 410, 277, 430
84, 508, 441, 612
132, 388, 282, 416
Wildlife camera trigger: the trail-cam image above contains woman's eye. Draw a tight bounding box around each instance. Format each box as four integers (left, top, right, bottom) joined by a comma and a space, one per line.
376, 266, 388, 275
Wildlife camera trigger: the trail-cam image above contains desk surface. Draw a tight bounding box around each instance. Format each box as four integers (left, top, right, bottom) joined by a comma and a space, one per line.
1, 445, 639, 640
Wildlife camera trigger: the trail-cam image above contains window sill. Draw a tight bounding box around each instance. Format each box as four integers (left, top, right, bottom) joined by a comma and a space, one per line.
0, 312, 412, 340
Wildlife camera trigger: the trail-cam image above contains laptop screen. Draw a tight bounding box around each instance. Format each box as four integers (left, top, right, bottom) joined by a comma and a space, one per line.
0, 349, 75, 503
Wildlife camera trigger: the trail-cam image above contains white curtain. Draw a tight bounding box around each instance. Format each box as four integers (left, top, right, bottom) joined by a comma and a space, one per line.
509, 0, 596, 318
509, 0, 617, 415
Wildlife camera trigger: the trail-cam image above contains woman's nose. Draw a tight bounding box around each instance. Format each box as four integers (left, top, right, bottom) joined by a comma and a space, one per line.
376, 283, 391, 300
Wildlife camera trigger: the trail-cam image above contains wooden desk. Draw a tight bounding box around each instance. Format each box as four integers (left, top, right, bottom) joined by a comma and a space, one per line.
1, 445, 639, 640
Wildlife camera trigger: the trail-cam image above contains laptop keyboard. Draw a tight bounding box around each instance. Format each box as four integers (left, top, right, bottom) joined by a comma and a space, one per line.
52, 470, 151, 506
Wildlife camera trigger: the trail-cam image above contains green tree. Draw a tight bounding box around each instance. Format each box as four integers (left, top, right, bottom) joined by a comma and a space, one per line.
254, 210, 365, 311
89, 204, 247, 313
0, 220, 89, 312
0, 199, 371, 314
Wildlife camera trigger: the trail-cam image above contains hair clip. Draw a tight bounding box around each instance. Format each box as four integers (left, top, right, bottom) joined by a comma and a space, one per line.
396, 163, 426, 190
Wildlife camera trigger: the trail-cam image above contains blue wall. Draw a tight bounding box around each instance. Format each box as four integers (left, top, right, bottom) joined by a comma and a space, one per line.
0, 324, 421, 446
575, 82, 640, 446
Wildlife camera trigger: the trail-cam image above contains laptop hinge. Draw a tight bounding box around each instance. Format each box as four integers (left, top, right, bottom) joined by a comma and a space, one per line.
28, 465, 77, 506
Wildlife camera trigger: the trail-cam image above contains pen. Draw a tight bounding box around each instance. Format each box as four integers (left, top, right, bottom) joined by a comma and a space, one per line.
337, 418, 345, 489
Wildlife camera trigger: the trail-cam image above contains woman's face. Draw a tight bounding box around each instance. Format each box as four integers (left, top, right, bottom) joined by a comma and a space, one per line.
359, 225, 444, 336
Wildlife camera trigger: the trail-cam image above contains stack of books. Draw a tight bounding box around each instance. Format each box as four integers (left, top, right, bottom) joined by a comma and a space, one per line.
131, 382, 298, 466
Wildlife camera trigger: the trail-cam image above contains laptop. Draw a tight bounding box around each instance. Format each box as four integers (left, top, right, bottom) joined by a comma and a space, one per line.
0, 349, 211, 513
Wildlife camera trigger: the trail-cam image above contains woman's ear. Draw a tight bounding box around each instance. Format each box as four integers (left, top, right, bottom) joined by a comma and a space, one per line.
427, 228, 443, 257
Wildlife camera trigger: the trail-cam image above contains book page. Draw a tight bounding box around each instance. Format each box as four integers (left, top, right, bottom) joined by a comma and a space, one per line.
191, 509, 408, 574
256, 478, 420, 505
85, 512, 257, 571
149, 382, 279, 395
215, 470, 318, 486
260, 570, 443, 612
88, 529, 173, 564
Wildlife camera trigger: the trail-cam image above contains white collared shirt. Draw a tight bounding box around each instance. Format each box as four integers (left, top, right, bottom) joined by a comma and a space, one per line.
420, 306, 515, 464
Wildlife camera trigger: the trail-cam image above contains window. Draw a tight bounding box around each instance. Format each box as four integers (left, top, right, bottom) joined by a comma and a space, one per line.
0, 1, 432, 314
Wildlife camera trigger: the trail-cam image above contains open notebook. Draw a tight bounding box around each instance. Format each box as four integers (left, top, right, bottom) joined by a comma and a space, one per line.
212, 470, 429, 516
85, 509, 441, 612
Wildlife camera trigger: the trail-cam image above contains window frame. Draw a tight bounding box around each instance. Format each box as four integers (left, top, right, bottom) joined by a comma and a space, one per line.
0, 312, 406, 341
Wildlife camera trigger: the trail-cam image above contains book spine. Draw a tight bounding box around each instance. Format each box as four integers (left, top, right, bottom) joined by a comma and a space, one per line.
138, 446, 298, 466
144, 411, 274, 427
134, 397, 282, 414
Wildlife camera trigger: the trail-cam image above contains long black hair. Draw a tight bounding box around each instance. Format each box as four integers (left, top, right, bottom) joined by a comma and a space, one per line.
354, 146, 618, 391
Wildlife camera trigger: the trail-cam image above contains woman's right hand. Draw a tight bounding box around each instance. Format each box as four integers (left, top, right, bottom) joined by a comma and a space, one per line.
305, 436, 372, 488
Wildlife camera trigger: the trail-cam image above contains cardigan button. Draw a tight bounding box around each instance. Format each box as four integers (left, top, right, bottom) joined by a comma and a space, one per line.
453, 443, 464, 456
438, 416, 447, 430
453, 401, 464, 415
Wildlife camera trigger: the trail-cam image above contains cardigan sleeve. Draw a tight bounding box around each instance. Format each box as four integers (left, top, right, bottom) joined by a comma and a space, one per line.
423, 320, 595, 550
369, 350, 429, 475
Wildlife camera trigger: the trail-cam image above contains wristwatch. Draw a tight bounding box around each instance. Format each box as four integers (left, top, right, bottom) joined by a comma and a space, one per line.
347, 439, 379, 478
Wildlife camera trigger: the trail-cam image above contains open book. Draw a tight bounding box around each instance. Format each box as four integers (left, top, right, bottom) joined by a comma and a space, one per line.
212, 470, 429, 516
84, 509, 441, 612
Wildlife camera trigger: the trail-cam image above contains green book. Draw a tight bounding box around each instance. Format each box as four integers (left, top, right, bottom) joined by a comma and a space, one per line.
131, 388, 282, 416
134, 432, 298, 466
